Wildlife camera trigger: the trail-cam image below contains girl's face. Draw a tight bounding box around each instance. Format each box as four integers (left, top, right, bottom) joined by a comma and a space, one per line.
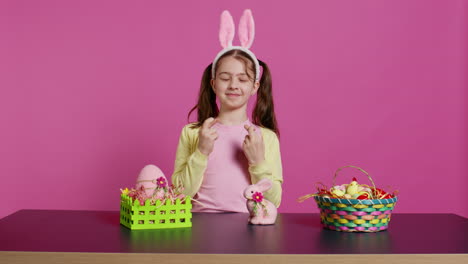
211, 56, 260, 111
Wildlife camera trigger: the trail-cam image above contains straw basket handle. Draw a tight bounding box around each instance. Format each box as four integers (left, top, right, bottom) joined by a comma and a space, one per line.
333, 165, 377, 199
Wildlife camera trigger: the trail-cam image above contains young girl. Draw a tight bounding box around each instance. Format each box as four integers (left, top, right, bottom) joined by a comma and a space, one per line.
171, 10, 283, 213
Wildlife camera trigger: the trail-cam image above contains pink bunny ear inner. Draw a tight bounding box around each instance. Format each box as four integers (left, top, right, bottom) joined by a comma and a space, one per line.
219, 10, 235, 48
238, 9, 255, 49
256, 178, 273, 192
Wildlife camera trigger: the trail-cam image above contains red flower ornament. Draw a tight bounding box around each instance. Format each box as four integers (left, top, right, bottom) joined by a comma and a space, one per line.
156, 177, 167, 188
252, 192, 263, 203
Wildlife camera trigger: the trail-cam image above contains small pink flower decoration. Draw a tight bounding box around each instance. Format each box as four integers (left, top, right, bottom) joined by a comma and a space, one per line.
252, 192, 263, 203
156, 177, 167, 188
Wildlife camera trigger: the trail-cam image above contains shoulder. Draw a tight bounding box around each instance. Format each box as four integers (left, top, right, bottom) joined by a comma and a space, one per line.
182, 122, 200, 131
259, 127, 279, 144
180, 123, 200, 138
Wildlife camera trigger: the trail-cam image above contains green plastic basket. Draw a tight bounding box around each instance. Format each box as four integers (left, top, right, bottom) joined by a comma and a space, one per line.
120, 194, 192, 230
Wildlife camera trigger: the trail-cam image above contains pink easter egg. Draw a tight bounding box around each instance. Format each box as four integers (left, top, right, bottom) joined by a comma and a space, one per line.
135, 164, 166, 197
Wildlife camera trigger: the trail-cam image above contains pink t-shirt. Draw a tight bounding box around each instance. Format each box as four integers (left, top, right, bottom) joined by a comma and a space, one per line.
192, 119, 259, 213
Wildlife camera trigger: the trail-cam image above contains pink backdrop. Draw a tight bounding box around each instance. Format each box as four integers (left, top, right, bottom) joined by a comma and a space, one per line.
1, 0, 467, 219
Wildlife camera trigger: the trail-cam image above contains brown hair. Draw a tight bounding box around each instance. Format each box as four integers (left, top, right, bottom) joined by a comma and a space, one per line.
188, 49, 279, 136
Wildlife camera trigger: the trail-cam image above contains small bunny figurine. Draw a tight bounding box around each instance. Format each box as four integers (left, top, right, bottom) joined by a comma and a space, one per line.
243, 178, 277, 225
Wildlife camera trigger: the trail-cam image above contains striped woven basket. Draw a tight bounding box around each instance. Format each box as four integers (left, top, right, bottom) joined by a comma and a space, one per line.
315, 166, 398, 232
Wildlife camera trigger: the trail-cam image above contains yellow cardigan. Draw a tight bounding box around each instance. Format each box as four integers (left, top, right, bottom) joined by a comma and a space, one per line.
171, 123, 284, 207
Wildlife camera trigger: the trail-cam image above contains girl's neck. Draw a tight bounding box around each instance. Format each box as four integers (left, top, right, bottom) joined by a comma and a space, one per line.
217, 107, 249, 126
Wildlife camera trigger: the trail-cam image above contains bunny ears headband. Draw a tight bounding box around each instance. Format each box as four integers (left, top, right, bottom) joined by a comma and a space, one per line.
212, 9, 260, 81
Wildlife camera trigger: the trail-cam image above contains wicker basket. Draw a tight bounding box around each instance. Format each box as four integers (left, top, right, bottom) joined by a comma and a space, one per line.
315, 165, 398, 232
120, 194, 192, 230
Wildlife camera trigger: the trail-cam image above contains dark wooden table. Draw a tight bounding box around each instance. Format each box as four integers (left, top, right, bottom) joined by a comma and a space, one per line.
1, 210, 467, 263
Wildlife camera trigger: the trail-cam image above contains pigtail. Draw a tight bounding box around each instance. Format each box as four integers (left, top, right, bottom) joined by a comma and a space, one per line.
253, 60, 280, 137
188, 63, 219, 128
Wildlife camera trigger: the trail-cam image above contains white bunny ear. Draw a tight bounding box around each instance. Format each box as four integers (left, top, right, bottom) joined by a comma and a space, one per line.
256, 178, 272, 192
219, 10, 235, 48
238, 9, 255, 49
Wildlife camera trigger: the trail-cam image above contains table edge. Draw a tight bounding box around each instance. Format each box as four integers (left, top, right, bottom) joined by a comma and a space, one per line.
1, 251, 467, 264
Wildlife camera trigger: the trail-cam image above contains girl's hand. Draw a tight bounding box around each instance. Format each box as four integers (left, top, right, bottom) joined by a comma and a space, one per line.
243, 125, 265, 165
198, 117, 218, 156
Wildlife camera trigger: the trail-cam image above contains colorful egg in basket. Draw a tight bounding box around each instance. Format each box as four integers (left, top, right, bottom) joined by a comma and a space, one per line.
300, 166, 398, 232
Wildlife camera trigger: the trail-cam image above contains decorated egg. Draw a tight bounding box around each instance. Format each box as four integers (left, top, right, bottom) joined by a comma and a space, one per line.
135, 164, 166, 197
